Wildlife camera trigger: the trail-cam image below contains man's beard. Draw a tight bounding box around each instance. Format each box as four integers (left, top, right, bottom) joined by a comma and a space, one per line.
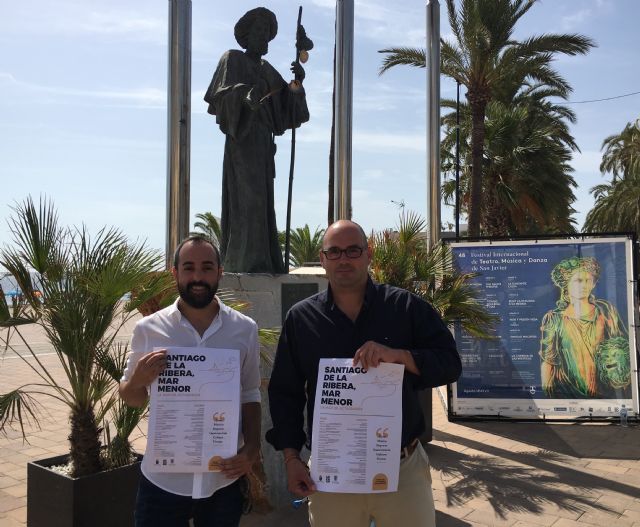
178, 281, 218, 309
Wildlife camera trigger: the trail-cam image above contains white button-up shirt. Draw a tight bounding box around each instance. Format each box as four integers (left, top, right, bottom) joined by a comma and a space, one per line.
122, 298, 261, 498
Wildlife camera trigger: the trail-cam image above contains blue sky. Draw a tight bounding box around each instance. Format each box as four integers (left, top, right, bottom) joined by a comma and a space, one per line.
1, 0, 639, 254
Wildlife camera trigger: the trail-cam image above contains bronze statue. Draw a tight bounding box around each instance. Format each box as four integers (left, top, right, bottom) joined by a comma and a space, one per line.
204, 7, 310, 273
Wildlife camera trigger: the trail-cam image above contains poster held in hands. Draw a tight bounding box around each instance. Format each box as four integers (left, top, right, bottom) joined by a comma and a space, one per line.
311, 358, 404, 493
144, 347, 240, 473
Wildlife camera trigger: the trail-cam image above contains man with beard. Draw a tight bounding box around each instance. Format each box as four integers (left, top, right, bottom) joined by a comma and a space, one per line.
119, 235, 261, 526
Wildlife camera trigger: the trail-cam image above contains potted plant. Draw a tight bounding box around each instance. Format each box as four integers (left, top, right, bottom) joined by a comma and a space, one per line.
0, 197, 171, 527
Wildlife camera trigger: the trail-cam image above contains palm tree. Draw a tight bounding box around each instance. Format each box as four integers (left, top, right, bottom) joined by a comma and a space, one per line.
280, 225, 325, 267
584, 119, 640, 236
379, 0, 594, 236
191, 212, 221, 246
441, 84, 579, 236
583, 174, 640, 236
369, 210, 495, 338
599, 121, 640, 182
0, 197, 168, 476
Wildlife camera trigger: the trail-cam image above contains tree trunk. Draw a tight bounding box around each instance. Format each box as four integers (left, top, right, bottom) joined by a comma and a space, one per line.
482, 175, 510, 237
467, 92, 489, 237
69, 406, 103, 477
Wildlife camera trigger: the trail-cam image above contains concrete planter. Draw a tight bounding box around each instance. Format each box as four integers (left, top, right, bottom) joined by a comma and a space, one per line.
27, 454, 142, 527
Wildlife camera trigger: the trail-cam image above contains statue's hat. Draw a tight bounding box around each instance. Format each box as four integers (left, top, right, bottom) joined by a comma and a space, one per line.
234, 7, 278, 49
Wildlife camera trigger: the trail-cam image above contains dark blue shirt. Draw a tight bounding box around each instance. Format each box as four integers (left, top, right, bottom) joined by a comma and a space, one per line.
266, 278, 461, 451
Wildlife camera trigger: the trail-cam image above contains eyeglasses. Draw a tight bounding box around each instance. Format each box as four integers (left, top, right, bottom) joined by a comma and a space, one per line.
321, 246, 365, 260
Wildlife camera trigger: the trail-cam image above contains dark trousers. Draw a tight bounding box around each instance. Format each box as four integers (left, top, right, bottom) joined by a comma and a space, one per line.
135, 474, 244, 527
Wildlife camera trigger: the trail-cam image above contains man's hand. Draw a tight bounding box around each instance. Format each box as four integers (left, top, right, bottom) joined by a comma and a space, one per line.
285, 458, 316, 497
222, 402, 261, 479
353, 341, 419, 375
130, 349, 168, 387
220, 444, 258, 480
119, 349, 167, 408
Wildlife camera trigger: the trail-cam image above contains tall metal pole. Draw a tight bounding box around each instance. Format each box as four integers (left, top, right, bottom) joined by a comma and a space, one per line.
166, 0, 192, 268
421, 0, 441, 445
333, 0, 354, 220
455, 80, 460, 239
426, 0, 440, 246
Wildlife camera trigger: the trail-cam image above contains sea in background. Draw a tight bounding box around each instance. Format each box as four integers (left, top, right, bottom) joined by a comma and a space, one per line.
1, 272, 131, 304
1, 273, 20, 295
1, 271, 41, 303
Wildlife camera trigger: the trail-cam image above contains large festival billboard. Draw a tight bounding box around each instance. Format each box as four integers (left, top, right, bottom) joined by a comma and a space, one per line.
450, 237, 638, 419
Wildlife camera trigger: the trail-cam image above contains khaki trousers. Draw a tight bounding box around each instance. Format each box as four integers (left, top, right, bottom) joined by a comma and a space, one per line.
308, 442, 436, 527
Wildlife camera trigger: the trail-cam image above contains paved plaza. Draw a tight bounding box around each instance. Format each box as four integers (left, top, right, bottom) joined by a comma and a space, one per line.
1, 322, 639, 526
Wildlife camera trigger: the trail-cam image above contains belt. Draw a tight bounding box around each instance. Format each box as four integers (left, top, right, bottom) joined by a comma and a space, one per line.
400, 438, 419, 459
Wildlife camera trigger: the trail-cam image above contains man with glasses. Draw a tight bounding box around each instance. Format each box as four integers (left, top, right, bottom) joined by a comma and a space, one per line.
266, 220, 461, 527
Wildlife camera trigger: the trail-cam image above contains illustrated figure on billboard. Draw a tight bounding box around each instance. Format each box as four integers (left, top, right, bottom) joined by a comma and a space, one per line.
539, 256, 631, 398
204, 7, 310, 273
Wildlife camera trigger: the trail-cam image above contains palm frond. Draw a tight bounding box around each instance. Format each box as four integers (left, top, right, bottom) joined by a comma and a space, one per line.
191, 212, 221, 244
0, 389, 44, 440
127, 271, 177, 315
102, 399, 146, 469
584, 172, 640, 235
397, 210, 427, 246
285, 225, 325, 267
258, 328, 280, 367
378, 47, 425, 75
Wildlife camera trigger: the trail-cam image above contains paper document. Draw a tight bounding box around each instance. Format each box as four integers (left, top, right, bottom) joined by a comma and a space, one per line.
310, 358, 404, 493
144, 347, 240, 473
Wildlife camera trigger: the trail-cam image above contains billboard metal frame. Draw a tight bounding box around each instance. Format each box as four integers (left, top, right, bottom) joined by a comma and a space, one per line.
443, 233, 639, 423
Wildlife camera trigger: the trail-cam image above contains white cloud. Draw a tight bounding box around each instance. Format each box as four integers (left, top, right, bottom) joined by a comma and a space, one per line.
2, 2, 165, 44
0, 72, 18, 85
7, 130, 163, 155
310, 0, 337, 9
560, 8, 593, 31
1, 72, 165, 108
360, 168, 385, 181
354, 83, 425, 112
553, 0, 613, 32
353, 131, 424, 152
296, 123, 332, 145
76, 11, 164, 37
310, 0, 427, 47
294, 123, 426, 155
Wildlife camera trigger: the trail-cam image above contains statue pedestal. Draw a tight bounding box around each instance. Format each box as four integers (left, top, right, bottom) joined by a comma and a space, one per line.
221, 271, 328, 328
221, 271, 327, 508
